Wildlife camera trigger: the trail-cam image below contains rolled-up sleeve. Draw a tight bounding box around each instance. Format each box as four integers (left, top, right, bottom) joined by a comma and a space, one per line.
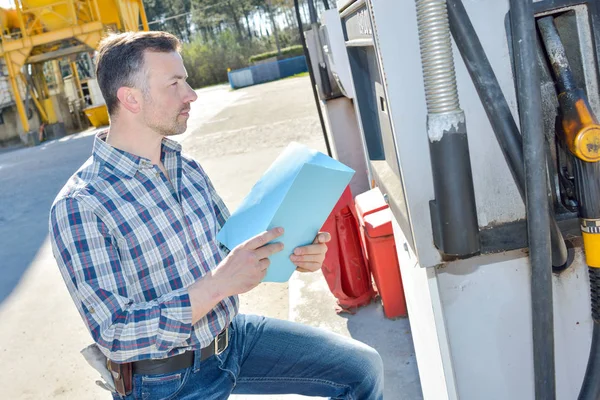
49, 196, 193, 362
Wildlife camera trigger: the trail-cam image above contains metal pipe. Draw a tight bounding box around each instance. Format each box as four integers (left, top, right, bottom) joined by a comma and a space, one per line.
15, 1, 28, 40
416, 0, 459, 114
92, 0, 101, 23
293, 0, 332, 157
510, 1, 555, 398
68, 0, 77, 25
415, 0, 480, 257
138, 0, 149, 31
446, 0, 568, 269
307, 0, 319, 23
70, 61, 85, 104
5, 55, 30, 134
307, 0, 333, 98
20, 73, 48, 124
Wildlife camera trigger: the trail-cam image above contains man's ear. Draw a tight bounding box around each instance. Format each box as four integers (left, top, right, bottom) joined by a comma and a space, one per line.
116, 86, 142, 114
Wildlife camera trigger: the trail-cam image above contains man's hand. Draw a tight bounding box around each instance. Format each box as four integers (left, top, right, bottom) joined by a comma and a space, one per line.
213, 227, 285, 296
189, 228, 284, 324
290, 232, 331, 273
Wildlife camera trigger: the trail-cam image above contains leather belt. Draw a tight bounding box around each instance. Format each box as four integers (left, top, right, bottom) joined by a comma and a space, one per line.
132, 326, 229, 375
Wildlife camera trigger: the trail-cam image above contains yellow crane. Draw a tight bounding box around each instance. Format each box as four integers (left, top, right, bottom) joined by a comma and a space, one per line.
0, 0, 148, 142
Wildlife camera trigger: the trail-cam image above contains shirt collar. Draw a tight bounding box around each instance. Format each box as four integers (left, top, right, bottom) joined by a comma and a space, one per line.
93, 130, 183, 179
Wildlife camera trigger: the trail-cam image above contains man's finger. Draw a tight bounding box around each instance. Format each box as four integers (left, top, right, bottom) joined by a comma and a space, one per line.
294, 262, 322, 272
313, 232, 331, 244
293, 243, 327, 256
254, 242, 284, 260
290, 253, 324, 263
244, 227, 284, 250
258, 258, 271, 271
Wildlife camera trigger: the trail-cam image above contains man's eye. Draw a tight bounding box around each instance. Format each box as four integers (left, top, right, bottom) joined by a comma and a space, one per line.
171, 82, 178, 86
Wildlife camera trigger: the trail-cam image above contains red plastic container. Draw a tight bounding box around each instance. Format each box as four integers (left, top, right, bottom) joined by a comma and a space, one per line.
364, 208, 407, 318
355, 188, 407, 319
337, 206, 373, 299
320, 186, 376, 312
354, 187, 388, 265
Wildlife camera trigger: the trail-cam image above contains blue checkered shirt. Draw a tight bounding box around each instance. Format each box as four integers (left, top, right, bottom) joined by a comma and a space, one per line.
49, 131, 238, 363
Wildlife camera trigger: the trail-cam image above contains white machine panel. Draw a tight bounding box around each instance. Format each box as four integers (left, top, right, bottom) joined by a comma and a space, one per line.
321, 10, 355, 99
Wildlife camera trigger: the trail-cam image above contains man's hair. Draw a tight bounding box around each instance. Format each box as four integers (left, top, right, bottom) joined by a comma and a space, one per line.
95, 31, 181, 116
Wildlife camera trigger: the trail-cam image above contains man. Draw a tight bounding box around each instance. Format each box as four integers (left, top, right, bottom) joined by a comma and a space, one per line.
49, 31, 383, 399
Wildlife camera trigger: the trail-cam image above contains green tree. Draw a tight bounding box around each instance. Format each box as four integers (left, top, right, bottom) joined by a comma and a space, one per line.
191, 0, 255, 41
144, 0, 193, 42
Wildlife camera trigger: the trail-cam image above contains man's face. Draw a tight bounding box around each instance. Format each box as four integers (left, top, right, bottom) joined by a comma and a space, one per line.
139, 51, 198, 136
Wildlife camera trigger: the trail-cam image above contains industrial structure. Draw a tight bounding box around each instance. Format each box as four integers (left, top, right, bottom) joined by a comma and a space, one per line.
0, 0, 148, 145
304, 0, 600, 398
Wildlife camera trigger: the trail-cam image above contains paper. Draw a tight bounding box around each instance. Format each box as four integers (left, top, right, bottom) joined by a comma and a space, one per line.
216, 142, 355, 282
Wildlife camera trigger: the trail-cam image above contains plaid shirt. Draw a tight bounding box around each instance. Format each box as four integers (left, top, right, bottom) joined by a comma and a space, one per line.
49, 131, 238, 363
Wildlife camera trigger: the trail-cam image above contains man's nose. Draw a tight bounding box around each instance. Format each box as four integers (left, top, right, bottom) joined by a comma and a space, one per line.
185, 84, 198, 103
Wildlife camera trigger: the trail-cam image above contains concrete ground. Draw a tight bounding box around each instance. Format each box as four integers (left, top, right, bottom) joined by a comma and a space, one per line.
0, 77, 422, 399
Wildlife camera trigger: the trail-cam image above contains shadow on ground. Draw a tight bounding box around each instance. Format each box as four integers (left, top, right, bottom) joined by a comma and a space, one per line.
0, 131, 96, 305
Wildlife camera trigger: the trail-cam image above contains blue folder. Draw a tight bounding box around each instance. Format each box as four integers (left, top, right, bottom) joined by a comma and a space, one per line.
216, 142, 355, 282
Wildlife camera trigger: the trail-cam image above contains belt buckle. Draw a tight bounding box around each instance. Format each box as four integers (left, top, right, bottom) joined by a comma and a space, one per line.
214, 327, 229, 356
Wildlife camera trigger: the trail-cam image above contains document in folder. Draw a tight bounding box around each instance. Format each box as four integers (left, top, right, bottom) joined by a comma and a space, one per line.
216, 142, 355, 282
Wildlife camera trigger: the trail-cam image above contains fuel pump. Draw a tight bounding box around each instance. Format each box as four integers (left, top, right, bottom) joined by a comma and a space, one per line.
538, 15, 600, 399
308, 0, 600, 397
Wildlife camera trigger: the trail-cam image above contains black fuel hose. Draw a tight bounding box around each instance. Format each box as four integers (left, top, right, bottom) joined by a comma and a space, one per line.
510, 0, 556, 398
574, 157, 600, 400
293, 0, 332, 157
579, 275, 600, 400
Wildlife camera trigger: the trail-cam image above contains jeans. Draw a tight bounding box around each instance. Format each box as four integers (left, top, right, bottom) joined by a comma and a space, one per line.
113, 314, 384, 400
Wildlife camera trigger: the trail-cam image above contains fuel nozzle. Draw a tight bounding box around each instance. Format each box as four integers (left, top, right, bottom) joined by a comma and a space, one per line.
558, 90, 600, 163
538, 16, 600, 267
538, 16, 600, 163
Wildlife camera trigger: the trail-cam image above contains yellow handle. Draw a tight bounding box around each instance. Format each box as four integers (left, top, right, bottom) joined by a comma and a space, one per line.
582, 219, 600, 268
